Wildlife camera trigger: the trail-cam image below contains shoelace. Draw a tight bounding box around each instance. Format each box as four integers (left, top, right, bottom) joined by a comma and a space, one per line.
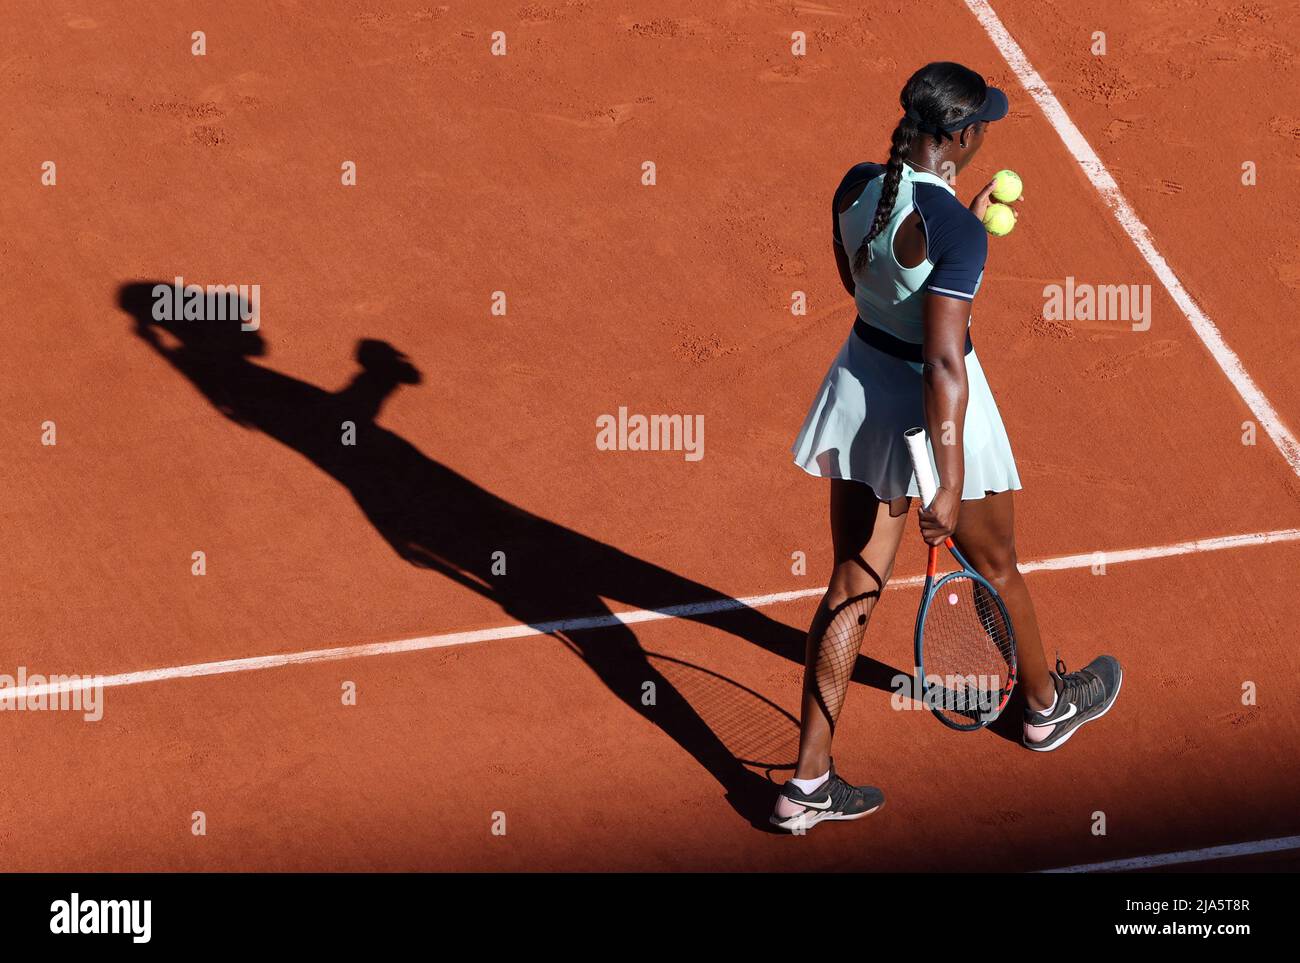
825, 773, 863, 809
1055, 657, 1105, 710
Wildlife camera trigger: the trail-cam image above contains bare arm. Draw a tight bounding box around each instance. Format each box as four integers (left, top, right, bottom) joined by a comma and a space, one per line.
918, 292, 970, 544
832, 177, 873, 298
917, 180, 998, 543
832, 239, 856, 297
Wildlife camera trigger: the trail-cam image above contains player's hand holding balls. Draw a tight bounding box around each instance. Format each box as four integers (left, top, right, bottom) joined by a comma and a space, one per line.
971, 169, 1023, 237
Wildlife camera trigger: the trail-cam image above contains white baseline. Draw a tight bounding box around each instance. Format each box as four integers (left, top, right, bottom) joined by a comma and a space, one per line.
6, 527, 1299, 701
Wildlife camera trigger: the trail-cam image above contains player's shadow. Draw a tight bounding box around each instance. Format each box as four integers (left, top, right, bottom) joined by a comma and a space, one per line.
119, 280, 911, 824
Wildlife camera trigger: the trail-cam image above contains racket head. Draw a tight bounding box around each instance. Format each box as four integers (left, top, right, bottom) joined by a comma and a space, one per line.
916, 569, 1018, 731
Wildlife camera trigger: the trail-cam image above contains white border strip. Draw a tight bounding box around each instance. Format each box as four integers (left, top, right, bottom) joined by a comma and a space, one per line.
1041, 834, 1300, 873
3, 527, 1298, 701
965, 0, 1300, 475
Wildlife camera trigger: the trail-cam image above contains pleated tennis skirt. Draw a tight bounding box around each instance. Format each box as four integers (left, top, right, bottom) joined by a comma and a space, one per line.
791, 326, 1022, 501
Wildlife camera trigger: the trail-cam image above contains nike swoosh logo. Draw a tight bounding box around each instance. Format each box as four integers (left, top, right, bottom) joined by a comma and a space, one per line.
799, 796, 833, 810
1049, 703, 1078, 723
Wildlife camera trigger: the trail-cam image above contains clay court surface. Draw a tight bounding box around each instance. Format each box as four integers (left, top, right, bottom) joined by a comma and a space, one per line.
2, 0, 1298, 871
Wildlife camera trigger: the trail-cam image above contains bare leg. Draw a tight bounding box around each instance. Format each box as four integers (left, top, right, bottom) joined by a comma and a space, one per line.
952, 490, 1054, 710
794, 480, 910, 779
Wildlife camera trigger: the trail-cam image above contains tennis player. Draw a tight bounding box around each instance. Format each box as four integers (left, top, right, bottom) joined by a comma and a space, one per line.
772, 62, 1123, 832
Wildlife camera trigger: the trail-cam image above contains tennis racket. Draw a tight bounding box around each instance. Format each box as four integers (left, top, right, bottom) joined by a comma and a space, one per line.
903, 427, 1017, 731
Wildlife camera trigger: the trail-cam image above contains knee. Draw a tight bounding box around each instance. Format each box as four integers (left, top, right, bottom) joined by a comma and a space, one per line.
977, 544, 1020, 587
827, 559, 888, 610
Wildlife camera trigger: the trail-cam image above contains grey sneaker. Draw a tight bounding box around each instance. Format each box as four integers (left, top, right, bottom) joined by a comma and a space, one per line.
769, 759, 884, 833
1023, 656, 1123, 752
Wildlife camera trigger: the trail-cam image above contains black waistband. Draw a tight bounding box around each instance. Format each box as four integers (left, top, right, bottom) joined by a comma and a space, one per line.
853, 315, 972, 363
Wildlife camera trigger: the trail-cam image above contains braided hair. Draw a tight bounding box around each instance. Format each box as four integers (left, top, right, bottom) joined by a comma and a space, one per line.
851, 62, 988, 275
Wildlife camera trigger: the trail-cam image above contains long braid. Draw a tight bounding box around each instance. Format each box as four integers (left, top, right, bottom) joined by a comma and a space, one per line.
851, 114, 919, 275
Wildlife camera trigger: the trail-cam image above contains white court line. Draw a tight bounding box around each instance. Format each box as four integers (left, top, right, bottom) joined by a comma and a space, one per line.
966, 0, 1300, 476
1041, 834, 1300, 873
3, 527, 1299, 702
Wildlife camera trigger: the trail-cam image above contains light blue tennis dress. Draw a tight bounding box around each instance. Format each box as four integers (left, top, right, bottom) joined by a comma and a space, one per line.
791, 161, 1022, 501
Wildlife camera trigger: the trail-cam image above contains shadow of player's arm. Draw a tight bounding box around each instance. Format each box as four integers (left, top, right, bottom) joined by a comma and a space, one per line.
129, 324, 257, 428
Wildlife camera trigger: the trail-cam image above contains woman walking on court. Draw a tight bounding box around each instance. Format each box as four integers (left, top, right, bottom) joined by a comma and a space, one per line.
773, 62, 1123, 832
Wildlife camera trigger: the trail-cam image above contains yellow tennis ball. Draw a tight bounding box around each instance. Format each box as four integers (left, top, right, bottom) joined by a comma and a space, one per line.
982, 202, 1016, 237
991, 169, 1023, 203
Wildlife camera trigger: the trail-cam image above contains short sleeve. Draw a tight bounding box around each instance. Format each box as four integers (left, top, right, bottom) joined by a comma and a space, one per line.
923, 206, 988, 302
832, 162, 884, 248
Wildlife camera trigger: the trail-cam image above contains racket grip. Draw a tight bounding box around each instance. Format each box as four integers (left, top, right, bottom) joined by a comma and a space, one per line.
904, 427, 939, 509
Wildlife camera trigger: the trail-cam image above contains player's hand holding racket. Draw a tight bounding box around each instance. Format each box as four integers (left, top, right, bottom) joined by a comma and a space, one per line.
919, 485, 960, 546
904, 427, 1017, 731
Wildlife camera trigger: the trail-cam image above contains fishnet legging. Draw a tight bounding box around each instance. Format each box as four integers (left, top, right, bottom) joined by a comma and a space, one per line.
808, 591, 878, 731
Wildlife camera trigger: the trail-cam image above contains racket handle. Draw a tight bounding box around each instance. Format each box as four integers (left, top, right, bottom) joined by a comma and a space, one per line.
903, 427, 939, 508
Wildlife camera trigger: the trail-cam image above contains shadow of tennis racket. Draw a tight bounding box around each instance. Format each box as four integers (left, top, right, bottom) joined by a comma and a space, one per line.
644, 651, 801, 783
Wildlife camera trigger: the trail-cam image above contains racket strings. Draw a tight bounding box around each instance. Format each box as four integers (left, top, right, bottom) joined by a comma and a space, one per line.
922, 575, 1015, 726
811, 591, 877, 731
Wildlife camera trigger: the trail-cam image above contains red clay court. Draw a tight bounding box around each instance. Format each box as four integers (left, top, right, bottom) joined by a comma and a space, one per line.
2, 1, 1298, 872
